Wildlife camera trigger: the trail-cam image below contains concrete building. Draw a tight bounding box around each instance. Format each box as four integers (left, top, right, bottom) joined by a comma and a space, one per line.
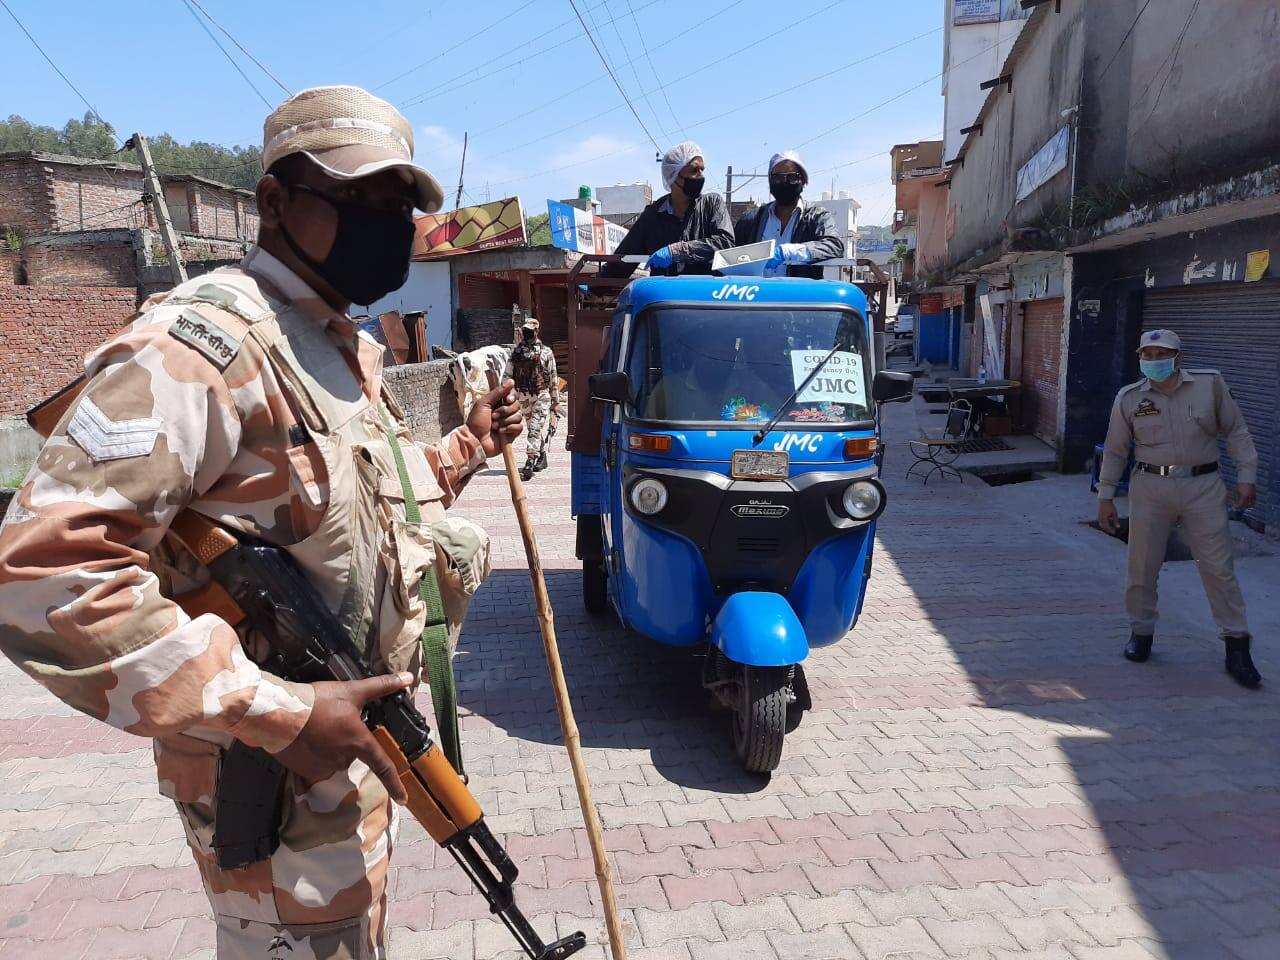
941, 0, 1030, 161
810, 192, 861, 261
594, 182, 652, 222
942, 0, 1280, 534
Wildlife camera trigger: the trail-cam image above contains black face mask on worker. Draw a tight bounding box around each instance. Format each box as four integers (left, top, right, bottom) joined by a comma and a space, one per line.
679, 176, 705, 201
769, 179, 804, 205
280, 183, 415, 306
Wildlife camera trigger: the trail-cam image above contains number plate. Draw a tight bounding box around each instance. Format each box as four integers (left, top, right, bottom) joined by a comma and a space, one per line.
731, 449, 789, 480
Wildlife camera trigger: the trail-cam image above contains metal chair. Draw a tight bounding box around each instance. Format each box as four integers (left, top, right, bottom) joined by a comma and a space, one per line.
906, 400, 971, 484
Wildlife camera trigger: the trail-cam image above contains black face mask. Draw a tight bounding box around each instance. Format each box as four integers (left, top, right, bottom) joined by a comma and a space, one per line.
769, 179, 804, 205
280, 183, 415, 306
679, 175, 705, 201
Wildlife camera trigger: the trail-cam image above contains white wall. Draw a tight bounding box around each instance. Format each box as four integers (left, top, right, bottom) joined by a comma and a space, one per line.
809, 196, 861, 257
596, 183, 652, 216
942, 2, 1027, 160
363, 260, 453, 350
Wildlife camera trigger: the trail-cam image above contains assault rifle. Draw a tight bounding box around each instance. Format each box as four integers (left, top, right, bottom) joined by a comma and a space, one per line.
169, 511, 586, 960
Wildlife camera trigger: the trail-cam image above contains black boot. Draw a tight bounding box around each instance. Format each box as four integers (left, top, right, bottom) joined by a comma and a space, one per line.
533, 451, 548, 472
519, 461, 535, 482
1224, 635, 1262, 689
1124, 632, 1153, 663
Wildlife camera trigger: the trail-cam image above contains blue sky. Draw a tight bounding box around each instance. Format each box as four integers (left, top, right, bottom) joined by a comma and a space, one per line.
4, 0, 946, 226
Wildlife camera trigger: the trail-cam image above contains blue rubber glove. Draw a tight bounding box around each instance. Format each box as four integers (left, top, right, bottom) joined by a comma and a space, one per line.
779, 243, 810, 264
765, 246, 786, 270
646, 246, 675, 270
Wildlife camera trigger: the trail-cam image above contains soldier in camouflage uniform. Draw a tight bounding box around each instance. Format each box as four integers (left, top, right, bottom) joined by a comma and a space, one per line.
0, 86, 522, 959
512, 317, 560, 481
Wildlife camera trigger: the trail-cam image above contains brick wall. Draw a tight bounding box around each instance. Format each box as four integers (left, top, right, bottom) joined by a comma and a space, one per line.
384, 360, 462, 444
0, 286, 138, 416
0, 157, 55, 234
49, 165, 149, 233
189, 186, 255, 241
20, 234, 138, 286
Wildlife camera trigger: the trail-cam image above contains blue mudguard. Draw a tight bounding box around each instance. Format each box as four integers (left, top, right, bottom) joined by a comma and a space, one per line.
710, 592, 809, 667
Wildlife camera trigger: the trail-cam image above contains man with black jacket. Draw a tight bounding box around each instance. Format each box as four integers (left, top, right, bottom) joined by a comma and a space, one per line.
608, 140, 733, 276
734, 150, 844, 279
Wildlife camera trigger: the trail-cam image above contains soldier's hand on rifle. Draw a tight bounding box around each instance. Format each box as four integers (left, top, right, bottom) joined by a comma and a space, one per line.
274, 672, 416, 805
468, 378, 524, 457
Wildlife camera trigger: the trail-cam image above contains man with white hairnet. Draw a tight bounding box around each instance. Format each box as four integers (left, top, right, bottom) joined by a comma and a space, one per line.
734, 150, 844, 279
608, 140, 733, 276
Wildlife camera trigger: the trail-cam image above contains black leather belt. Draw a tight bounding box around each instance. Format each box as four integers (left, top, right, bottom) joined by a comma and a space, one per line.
1135, 461, 1218, 478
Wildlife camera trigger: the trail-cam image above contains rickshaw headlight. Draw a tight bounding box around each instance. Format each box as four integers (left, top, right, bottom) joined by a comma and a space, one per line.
842, 479, 884, 521
631, 478, 669, 516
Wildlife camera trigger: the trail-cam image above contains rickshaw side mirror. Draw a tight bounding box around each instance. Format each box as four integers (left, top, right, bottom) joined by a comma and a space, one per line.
873, 370, 914, 404
590, 371, 631, 405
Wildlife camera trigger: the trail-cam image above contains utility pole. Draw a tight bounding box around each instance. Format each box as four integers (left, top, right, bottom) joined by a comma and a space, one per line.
725, 164, 767, 214
454, 131, 468, 209
129, 133, 187, 286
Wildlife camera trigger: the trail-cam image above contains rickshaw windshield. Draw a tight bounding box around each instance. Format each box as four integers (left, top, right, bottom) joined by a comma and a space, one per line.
627, 305, 872, 426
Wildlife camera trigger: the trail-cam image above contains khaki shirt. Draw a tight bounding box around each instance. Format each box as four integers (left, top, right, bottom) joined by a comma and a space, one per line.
1098, 368, 1258, 499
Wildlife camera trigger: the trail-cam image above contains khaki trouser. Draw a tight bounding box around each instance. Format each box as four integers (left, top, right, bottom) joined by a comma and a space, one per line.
1126, 469, 1250, 638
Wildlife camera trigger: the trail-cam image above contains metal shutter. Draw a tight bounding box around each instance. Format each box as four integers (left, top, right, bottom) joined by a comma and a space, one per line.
1020, 297, 1065, 445
1143, 282, 1280, 531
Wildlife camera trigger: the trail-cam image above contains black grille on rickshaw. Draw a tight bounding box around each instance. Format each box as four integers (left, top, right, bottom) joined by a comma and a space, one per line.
736, 537, 781, 554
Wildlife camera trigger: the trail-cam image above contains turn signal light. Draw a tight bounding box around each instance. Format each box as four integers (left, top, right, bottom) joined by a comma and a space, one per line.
843, 437, 878, 459
629, 434, 673, 452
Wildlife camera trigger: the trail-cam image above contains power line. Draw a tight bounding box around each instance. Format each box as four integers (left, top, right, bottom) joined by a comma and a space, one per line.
180, 0, 273, 109
567, 0, 661, 151
598, 0, 668, 141
400, 0, 664, 110
469, 0, 853, 165
624, 0, 686, 138
186, 0, 291, 97
373, 0, 540, 93
1097, 0, 1155, 81
1, 0, 115, 133
463, 0, 750, 137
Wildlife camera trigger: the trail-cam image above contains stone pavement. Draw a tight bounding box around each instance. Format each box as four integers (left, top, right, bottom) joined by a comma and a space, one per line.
2, 407, 1279, 959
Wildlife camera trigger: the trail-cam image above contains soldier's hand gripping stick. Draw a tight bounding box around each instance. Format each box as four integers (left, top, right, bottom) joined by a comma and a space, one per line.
168, 511, 586, 960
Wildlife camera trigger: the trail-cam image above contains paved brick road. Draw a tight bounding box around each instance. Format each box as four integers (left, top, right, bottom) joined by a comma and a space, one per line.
1, 404, 1278, 959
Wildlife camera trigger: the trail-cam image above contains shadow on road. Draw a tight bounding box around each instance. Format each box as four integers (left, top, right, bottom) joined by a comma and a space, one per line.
456, 568, 772, 796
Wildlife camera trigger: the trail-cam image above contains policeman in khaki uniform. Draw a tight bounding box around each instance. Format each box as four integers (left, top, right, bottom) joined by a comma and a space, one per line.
1097, 329, 1261, 688
0, 87, 522, 958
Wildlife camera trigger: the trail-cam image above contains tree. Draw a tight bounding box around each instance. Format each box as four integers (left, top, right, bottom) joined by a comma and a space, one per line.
524, 212, 551, 246
888, 240, 908, 264
1, 114, 262, 189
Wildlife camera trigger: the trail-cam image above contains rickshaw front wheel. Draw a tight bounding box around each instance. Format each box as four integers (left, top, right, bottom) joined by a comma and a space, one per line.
582, 559, 608, 615
732, 665, 790, 773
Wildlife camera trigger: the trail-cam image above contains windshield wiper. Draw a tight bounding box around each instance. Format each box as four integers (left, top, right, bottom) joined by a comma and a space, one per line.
752, 341, 843, 446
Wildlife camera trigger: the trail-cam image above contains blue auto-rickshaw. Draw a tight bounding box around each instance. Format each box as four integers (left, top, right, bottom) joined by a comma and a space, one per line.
568, 271, 913, 772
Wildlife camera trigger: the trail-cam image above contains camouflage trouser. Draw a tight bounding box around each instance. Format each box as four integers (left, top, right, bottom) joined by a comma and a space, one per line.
214, 910, 386, 959
173, 756, 400, 960
518, 391, 553, 463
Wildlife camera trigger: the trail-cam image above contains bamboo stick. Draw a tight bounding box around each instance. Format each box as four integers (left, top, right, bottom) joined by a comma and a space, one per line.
487, 372, 628, 959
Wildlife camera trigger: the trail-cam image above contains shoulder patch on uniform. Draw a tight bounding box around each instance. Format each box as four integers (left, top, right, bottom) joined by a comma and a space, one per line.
67, 396, 162, 463
168, 309, 242, 370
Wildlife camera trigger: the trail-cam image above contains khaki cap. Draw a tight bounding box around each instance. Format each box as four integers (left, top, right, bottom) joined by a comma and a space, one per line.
262, 85, 444, 213
1138, 329, 1181, 352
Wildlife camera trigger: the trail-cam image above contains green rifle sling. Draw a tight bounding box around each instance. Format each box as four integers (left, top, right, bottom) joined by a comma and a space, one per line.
377, 404, 463, 775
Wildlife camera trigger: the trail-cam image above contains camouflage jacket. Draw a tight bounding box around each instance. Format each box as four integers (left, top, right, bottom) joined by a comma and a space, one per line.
0, 246, 485, 760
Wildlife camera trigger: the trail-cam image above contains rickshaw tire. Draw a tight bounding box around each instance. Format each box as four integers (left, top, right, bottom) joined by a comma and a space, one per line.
582, 559, 608, 615
734, 665, 789, 774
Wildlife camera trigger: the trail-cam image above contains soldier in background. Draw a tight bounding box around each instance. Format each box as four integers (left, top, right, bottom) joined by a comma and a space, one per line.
512, 317, 560, 481
1097, 329, 1261, 688
0, 86, 522, 958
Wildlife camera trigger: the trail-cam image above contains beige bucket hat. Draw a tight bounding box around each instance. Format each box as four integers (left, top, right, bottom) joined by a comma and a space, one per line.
262, 85, 444, 213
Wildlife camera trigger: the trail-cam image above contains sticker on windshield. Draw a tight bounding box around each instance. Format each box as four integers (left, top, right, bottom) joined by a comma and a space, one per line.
789, 350, 866, 407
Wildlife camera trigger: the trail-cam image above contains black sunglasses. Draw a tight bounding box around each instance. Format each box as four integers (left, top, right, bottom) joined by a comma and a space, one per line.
769, 173, 805, 186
